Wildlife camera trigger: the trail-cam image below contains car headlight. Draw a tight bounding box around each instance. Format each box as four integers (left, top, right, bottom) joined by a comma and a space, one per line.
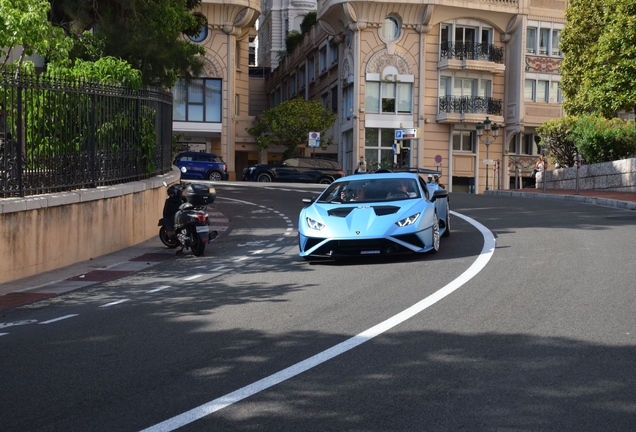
396, 213, 420, 227
306, 217, 325, 230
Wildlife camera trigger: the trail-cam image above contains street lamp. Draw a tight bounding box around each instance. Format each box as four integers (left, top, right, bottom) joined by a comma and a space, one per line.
476, 117, 499, 191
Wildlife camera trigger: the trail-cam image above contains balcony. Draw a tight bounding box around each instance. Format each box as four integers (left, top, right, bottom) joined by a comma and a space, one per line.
439, 42, 505, 74
437, 96, 503, 124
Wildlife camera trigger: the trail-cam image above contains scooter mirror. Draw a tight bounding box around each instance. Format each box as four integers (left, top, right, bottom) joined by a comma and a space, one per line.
162, 181, 168, 187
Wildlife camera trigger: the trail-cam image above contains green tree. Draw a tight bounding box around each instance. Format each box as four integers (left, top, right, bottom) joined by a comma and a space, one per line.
0, 0, 72, 75
48, 0, 206, 88
246, 98, 337, 159
560, 0, 636, 117
536, 116, 579, 167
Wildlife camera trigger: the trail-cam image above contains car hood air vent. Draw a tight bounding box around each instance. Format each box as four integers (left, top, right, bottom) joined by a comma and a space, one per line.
372, 206, 400, 216
328, 208, 355, 218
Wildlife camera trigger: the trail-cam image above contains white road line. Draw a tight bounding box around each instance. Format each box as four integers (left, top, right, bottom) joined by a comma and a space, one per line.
267, 244, 276, 248
210, 266, 227, 272
38, 314, 78, 325
286, 228, 293, 231
252, 250, 265, 254
139, 211, 495, 432
0, 333, 8, 337
184, 274, 204, 281
234, 257, 250, 262
276, 238, 284, 242
147, 286, 171, 293
99, 299, 130, 308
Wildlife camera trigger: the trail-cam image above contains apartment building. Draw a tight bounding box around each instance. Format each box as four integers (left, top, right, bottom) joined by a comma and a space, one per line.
175, 0, 567, 191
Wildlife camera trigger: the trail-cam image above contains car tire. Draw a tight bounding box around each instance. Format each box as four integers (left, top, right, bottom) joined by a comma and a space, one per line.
430, 213, 440, 254
257, 173, 272, 182
442, 201, 451, 238
318, 177, 333, 185
207, 171, 223, 181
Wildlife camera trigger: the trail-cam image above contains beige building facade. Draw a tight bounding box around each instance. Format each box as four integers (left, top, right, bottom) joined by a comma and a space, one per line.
177, 0, 567, 192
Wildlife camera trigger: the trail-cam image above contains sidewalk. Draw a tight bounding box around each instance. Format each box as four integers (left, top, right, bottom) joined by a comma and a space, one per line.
485, 187, 636, 211
0, 208, 230, 311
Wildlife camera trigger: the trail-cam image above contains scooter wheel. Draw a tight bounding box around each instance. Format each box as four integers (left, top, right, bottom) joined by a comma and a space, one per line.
159, 226, 179, 248
191, 234, 206, 257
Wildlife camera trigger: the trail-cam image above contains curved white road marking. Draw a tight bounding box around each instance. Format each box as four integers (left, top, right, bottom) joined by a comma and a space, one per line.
140, 210, 495, 432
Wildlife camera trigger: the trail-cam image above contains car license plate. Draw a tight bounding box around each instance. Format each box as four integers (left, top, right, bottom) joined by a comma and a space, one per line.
196, 225, 209, 233
360, 250, 380, 255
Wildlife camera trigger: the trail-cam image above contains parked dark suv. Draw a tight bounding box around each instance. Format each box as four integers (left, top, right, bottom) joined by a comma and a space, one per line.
243, 157, 344, 184
174, 152, 228, 181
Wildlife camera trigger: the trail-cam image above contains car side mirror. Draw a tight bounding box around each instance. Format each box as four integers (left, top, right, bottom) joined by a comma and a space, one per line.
302, 197, 315, 204
431, 190, 448, 202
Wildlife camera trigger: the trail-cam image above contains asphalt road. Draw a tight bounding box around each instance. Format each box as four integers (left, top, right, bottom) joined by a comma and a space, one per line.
1, 182, 635, 432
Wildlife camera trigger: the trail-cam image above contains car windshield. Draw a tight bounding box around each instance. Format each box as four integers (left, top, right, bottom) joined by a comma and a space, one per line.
317, 178, 421, 203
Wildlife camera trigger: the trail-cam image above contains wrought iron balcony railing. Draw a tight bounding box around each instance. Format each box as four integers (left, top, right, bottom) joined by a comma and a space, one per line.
440, 42, 504, 64
438, 96, 503, 116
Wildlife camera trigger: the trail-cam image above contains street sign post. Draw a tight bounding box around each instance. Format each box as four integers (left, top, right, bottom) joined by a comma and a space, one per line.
308, 132, 321, 148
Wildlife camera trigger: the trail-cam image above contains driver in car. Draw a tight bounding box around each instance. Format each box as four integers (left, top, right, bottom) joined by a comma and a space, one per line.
389, 180, 417, 198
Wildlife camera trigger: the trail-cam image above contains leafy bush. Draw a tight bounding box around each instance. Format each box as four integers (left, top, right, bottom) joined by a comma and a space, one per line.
285, 30, 303, 54
569, 115, 636, 163
300, 11, 317, 35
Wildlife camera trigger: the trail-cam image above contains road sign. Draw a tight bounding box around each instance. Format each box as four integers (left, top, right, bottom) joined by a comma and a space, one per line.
308, 132, 321, 148
394, 128, 420, 140
483, 159, 495, 165
434, 155, 442, 164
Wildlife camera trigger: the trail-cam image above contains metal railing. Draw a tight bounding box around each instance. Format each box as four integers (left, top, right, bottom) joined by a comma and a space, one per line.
438, 96, 503, 115
1, 72, 173, 198
440, 42, 504, 64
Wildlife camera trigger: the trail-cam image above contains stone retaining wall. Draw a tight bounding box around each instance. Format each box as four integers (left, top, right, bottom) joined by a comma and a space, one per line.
537, 157, 636, 193
0, 168, 180, 285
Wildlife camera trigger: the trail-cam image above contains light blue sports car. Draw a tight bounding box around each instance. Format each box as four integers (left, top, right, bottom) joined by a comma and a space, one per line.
298, 171, 450, 259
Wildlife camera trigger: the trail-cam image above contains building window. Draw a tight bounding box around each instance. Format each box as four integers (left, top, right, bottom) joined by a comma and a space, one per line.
319, 46, 327, 74
172, 78, 221, 122
551, 30, 561, 56
331, 86, 338, 113
525, 78, 561, 103
452, 131, 473, 152
299, 65, 306, 89
365, 128, 399, 170
366, 80, 412, 114
329, 42, 338, 65
527, 25, 562, 57
510, 133, 539, 155
188, 16, 208, 43
380, 16, 401, 42
526, 28, 536, 54
290, 74, 296, 95
308, 56, 315, 82
343, 83, 354, 119
321, 93, 328, 110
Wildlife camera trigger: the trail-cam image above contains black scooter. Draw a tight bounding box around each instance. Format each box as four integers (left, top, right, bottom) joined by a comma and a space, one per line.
158, 182, 217, 256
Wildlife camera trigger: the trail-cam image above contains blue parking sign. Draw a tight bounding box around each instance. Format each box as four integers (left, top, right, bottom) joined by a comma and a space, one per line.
395, 130, 403, 139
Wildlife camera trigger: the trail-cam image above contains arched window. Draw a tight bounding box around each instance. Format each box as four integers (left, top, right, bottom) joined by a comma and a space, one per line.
380, 16, 401, 42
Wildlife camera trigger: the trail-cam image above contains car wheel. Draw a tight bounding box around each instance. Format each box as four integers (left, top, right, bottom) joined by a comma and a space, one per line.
442, 201, 451, 238
207, 171, 223, 181
430, 213, 440, 254
257, 173, 272, 182
318, 177, 333, 185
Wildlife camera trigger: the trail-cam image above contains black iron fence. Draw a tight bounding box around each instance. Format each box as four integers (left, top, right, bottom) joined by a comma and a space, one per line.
440, 42, 504, 63
438, 95, 503, 115
1, 72, 173, 198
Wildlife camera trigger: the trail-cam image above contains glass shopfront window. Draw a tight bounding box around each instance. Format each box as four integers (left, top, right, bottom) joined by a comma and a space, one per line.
172, 78, 222, 122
